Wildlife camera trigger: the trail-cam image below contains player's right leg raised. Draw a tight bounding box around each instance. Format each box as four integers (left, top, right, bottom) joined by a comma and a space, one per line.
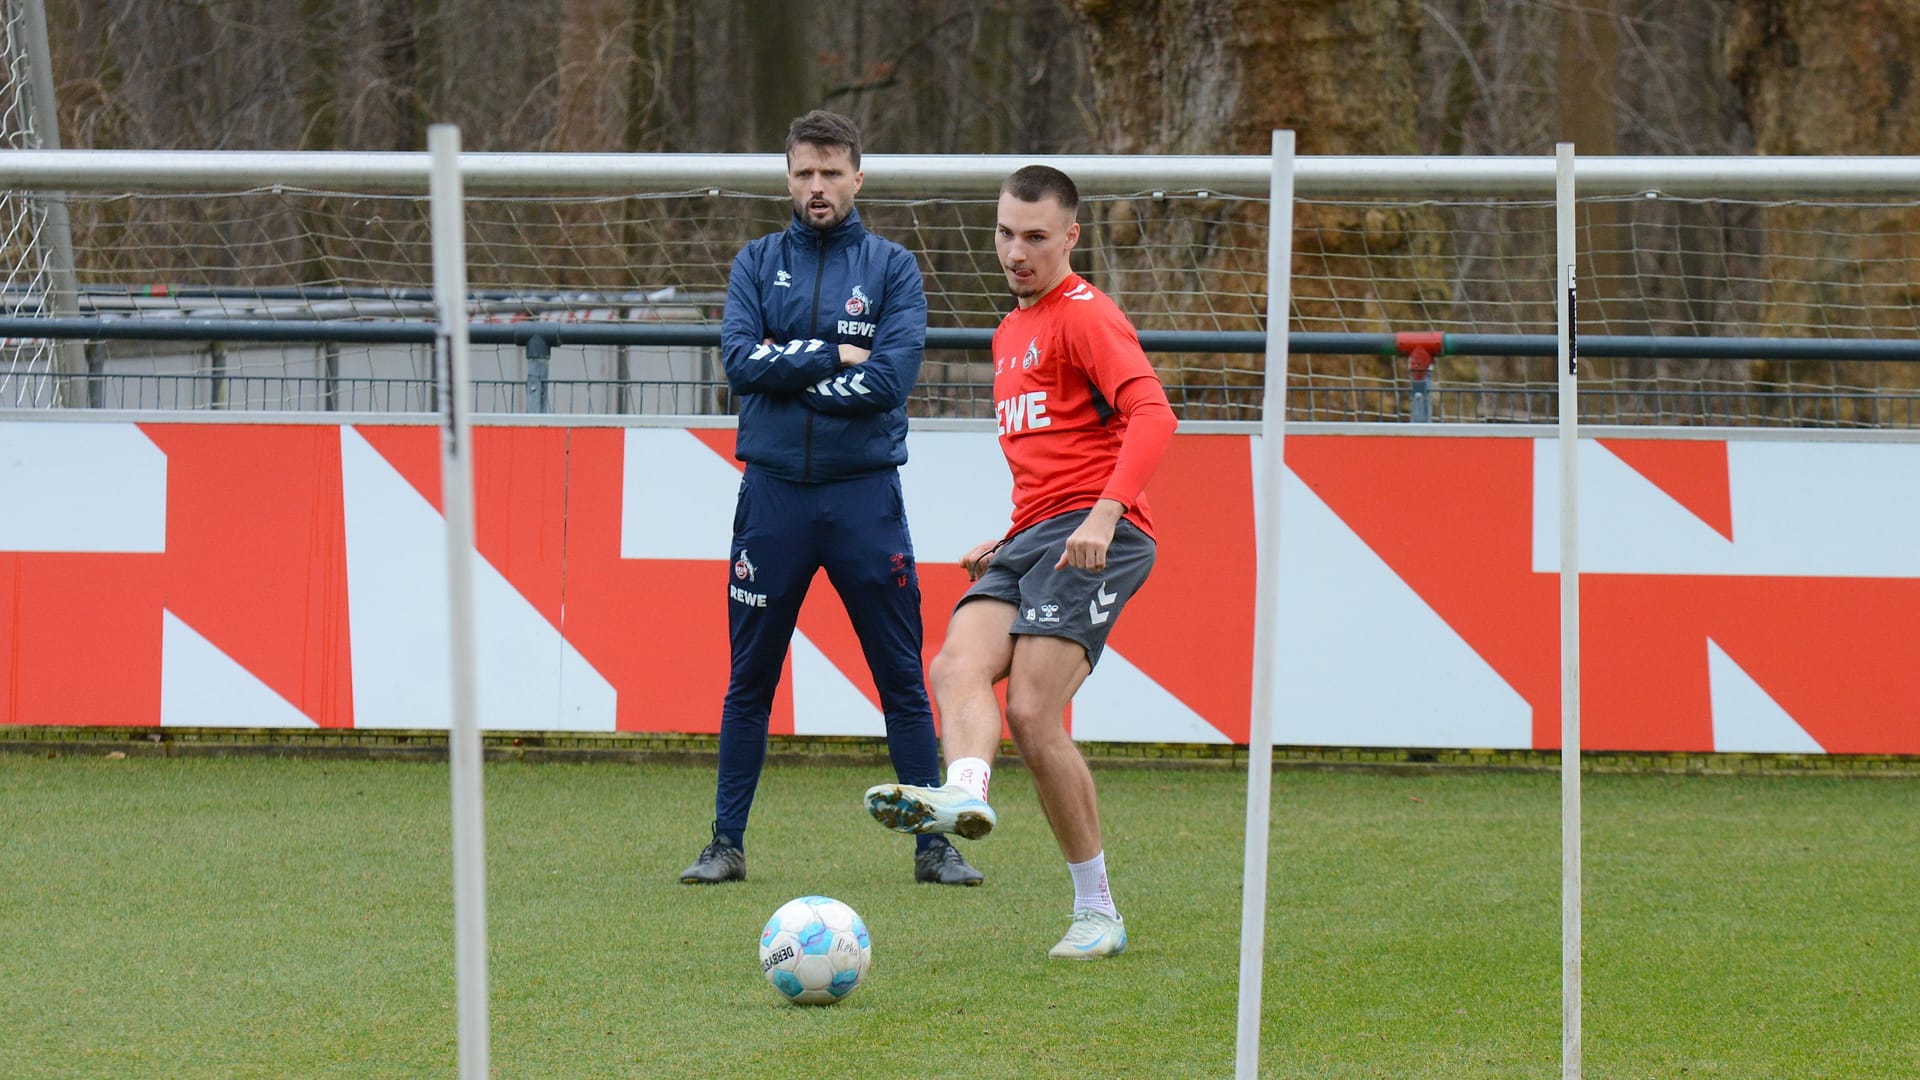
865, 779, 997, 840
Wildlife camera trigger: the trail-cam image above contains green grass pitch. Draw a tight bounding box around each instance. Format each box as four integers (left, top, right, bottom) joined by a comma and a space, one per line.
2, 752, 1916, 1078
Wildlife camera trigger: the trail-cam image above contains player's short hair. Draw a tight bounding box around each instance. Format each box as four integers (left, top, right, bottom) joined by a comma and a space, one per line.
786, 110, 862, 168
1002, 165, 1080, 213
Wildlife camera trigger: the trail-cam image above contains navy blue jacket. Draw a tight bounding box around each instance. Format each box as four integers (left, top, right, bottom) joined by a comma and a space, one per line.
720, 208, 927, 482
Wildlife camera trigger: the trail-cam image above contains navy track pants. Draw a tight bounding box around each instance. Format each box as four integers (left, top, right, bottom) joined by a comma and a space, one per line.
713, 466, 940, 847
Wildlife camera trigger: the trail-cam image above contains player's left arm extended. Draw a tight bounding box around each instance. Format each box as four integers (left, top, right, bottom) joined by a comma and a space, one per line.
1056, 374, 1178, 570
800, 249, 927, 415
1099, 373, 1178, 510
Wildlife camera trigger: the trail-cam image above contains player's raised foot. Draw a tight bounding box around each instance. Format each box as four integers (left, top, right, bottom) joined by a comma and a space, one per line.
678, 831, 745, 884
913, 836, 984, 886
1047, 909, 1127, 960
864, 782, 997, 840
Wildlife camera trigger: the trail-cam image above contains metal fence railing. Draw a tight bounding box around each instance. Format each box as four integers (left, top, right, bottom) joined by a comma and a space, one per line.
20, 368, 1920, 430
8, 316, 1920, 426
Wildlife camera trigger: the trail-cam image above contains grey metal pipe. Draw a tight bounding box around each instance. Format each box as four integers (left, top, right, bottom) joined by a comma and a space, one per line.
4, 316, 1919, 361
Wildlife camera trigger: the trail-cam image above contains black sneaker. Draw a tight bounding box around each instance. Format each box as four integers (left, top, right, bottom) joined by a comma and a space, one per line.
679, 831, 745, 884
914, 836, 983, 886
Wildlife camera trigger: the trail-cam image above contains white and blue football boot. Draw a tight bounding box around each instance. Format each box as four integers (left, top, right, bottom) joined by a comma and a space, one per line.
1047, 909, 1127, 960
864, 782, 997, 841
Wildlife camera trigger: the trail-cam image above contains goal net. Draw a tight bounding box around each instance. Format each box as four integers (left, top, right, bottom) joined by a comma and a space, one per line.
0, 0, 68, 407
7, 162, 1920, 424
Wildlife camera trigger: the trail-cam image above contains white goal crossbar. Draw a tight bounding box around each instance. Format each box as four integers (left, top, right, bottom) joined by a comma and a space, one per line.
7, 151, 1920, 196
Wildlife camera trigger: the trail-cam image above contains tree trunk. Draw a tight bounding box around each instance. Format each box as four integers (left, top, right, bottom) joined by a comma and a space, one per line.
556, 0, 634, 152
1727, 0, 1920, 422
744, 2, 817, 152
1067, 0, 1448, 420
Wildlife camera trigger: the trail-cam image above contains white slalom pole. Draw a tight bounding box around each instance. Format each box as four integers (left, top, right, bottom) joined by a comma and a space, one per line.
429, 124, 490, 1080
1235, 128, 1295, 1080
1555, 141, 1583, 1080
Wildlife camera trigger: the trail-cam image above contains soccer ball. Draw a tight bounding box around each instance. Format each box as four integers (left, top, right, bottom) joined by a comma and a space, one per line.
758, 895, 872, 1005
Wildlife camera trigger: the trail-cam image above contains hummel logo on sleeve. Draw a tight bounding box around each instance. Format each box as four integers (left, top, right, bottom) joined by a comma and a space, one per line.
806, 371, 871, 397
751, 339, 826, 362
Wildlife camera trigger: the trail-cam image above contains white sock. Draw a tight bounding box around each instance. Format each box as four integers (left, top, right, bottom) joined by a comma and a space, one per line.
945, 757, 992, 802
1068, 851, 1118, 918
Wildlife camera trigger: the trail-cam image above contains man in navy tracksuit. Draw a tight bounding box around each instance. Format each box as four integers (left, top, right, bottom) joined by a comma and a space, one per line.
679, 110, 981, 887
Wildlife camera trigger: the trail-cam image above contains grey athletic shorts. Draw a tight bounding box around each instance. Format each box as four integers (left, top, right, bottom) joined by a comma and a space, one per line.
958, 508, 1156, 669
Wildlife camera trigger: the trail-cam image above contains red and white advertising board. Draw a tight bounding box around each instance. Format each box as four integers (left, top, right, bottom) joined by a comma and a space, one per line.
3, 417, 1915, 754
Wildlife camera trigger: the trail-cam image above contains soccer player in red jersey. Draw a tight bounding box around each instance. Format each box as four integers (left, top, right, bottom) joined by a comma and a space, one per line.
866, 165, 1177, 959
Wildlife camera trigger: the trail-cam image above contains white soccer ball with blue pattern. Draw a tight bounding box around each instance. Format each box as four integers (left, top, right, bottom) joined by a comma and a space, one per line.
758, 895, 871, 1005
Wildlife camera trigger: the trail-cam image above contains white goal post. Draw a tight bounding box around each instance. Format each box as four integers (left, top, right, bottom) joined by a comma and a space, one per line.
11, 149, 1920, 1078
427, 124, 489, 1080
